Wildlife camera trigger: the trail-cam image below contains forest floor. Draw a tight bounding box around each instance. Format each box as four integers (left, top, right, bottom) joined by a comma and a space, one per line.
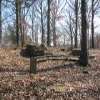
0, 48, 100, 100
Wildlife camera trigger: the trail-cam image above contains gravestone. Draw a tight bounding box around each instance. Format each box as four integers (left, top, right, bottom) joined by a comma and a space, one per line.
20, 44, 47, 58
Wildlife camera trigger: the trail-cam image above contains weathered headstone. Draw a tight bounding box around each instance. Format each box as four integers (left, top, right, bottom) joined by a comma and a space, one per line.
20, 44, 47, 58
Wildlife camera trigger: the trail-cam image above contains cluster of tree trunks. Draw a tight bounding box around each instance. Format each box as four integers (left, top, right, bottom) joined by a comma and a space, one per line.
2, 0, 98, 67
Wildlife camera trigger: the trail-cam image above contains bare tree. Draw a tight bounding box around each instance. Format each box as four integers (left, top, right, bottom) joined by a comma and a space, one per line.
15, 0, 19, 46
69, 13, 74, 49
66, 0, 80, 48
74, 0, 78, 48
91, 0, 95, 48
47, 0, 51, 46
0, 0, 2, 43
91, 0, 100, 48
40, 1, 45, 44
64, 12, 74, 49
79, 0, 88, 66
31, 5, 35, 43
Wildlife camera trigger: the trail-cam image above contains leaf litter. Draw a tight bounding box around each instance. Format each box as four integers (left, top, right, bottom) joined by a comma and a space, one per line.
0, 48, 99, 99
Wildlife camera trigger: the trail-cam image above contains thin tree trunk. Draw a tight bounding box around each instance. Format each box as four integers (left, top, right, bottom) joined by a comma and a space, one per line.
0, 0, 2, 43
21, 7, 25, 47
35, 24, 38, 44
79, 0, 88, 66
74, 0, 78, 48
41, 1, 45, 44
53, 17, 56, 46
69, 13, 73, 49
71, 32, 73, 49
32, 6, 35, 43
70, 26, 73, 49
19, 2, 24, 47
91, 0, 95, 48
47, 0, 51, 46
63, 34, 66, 46
16, 0, 19, 46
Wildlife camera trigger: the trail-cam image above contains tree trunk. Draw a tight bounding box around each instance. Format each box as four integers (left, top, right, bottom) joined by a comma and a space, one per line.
47, 0, 51, 46
71, 32, 73, 49
53, 17, 57, 46
21, 7, 25, 47
63, 34, 66, 46
32, 6, 35, 43
41, 1, 45, 44
16, 0, 19, 47
91, 0, 95, 48
69, 13, 73, 49
0, 0, 2, 43
35, 24, 38, 44
74, 0, 78, 48
79, 0, 88, 66
70, 25, 73, 49
19, 1, 24, 47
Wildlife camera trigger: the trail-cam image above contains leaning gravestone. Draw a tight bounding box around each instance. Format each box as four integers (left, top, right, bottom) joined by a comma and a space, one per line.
20, 44, 47, 58
20, 44, 48, 74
